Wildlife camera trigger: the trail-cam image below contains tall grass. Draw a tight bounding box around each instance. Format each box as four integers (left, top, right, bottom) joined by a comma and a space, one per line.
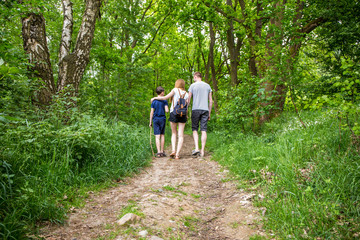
0, 115, 152, 239
208, 111, 360, 239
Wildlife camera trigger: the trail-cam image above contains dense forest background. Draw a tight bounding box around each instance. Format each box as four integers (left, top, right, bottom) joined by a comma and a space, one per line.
1, 0, 359, 239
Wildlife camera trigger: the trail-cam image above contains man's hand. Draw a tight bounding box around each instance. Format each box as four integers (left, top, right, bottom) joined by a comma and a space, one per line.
208, 113, 211, 121
149, 123, 152, 128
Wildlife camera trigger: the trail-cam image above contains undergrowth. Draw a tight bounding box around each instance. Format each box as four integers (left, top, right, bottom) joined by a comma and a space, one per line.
0, 115, 152, 239
208, 110, 360, 239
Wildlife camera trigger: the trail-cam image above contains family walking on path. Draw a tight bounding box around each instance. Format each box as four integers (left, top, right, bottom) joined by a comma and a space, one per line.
150, 72, 213, 159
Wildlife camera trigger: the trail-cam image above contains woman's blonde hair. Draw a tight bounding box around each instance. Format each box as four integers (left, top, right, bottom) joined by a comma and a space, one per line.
174, 79, 185, 91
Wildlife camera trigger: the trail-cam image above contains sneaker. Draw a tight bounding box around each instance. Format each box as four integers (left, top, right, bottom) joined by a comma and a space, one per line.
192, 150, 200, 156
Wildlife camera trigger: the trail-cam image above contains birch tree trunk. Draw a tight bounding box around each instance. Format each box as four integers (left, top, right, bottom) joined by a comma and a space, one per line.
21, 0, 102, 106
57, 0, 102, 95
58, 0, 73, 63
22, 13, 55, 106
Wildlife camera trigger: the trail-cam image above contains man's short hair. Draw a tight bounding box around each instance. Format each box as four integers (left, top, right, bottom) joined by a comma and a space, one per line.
156, 86, 165, 95
194, 72, 202, 79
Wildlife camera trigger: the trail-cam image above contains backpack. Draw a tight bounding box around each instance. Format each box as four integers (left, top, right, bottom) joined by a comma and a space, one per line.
173, 89, 188, 117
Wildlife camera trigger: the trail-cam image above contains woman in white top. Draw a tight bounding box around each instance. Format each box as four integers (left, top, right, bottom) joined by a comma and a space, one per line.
151, 79, 188, 159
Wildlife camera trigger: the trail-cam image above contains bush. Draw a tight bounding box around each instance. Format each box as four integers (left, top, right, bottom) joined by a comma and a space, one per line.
0, 115, 152, 239
207, 111, 360, 239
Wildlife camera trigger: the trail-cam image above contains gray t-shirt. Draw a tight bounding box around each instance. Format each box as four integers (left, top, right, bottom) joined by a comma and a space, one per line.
188, 81, 212, 111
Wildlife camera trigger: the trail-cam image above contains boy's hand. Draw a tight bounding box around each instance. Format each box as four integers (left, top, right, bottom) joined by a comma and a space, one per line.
149, 123, 152, 128
150, 97, 155, 103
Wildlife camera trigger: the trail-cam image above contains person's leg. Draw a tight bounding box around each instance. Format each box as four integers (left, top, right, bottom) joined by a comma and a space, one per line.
200, 131, 207, 157
199, 111, 209, 157
160, 119, 166, 155
160, 134, 165, 153
170, 122, 177, 154
191, 110, 200, 153
176, 123, 186, 157
193, 130, 199, 151
155, 134, 161, 154
153, 119, 162, 155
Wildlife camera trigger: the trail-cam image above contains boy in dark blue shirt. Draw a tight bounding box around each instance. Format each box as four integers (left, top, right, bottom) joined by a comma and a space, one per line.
149, 86, 169, 157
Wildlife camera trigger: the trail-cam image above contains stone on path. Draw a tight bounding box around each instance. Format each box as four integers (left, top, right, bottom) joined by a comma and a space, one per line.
138, 230, 148, 237
116, 213, 139, 226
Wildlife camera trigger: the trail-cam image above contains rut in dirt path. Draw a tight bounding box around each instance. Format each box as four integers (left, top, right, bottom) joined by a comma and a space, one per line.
41, 134, 265, 240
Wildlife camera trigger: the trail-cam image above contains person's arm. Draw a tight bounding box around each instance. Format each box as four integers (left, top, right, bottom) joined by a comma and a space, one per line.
165, 105, 169, 113
208, 92, 213, 121
149, 108, 154, 127
151, 90, 175, 102
185, 92, 190, 119
187, 91, 192, 105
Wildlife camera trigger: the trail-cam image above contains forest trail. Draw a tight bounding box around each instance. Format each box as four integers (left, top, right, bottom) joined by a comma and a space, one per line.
41, 135, 265, 240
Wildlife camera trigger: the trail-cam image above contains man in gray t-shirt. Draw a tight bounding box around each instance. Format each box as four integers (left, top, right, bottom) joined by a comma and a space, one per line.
188, 72, 213, 158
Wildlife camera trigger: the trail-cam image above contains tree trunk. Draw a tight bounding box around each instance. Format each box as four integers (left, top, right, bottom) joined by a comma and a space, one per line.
258, 1, 325, 124
238, 0, 262, 78
208, 22, 219, 113
247, 34, 258, 77
22, 0, 102, 107
57, 0, 102, 95
226, 0, 239, 86
58, 0, 73, 63
258, 2, 284, 124
22, 13, 55, 106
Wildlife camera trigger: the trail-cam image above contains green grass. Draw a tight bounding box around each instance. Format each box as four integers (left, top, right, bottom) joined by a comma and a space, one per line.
0, 115, 152, 239
162, 185, 188, 196
118, 200, 145, 219
190, 193, 201, 199
182, 215, 200, 232
207, 110, 360, 239
163, 185, 176, 191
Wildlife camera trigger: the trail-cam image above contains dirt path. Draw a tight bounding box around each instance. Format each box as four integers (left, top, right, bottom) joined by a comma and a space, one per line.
41, 135, 265, 240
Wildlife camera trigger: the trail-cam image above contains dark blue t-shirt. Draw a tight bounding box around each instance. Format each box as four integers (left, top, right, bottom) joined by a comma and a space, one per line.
151, 100, 168, 120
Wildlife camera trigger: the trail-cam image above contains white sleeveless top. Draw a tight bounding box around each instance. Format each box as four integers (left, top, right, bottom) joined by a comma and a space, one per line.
170, 88, 189, 113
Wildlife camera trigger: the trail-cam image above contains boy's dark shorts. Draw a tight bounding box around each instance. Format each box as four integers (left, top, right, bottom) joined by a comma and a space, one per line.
169, 112, 187, 123
153, 118, 166, 135
192, 110, 209, 132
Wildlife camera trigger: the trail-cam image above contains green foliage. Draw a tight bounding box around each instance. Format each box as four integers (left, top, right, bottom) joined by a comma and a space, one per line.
0, 2, 33, 119
289, 43, 360, 139
213, 82, 258, 133
0, 115, 152, 239
1, 0, 359, 238
308, 0, 360, 59
208, 111, 360, 239
78, 0, 199, 123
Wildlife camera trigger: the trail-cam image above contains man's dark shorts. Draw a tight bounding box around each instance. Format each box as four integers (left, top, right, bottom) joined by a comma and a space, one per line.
191, 110, 209, 132
169, 112, 187, 123
153, 118, 166, 135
